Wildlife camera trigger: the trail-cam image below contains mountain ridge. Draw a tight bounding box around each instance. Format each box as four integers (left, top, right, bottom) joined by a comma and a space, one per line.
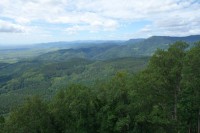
1, 35, 200, 63
38, 35, 200, 61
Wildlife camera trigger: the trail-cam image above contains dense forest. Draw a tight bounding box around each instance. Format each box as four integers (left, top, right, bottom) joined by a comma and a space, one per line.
0, 41, 199, 133
0, 57, 148, 114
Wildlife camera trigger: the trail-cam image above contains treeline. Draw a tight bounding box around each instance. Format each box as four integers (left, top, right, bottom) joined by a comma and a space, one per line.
0, 41, 199, 133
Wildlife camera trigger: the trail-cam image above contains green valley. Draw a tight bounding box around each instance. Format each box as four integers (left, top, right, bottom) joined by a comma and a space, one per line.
0, 35, 200, 133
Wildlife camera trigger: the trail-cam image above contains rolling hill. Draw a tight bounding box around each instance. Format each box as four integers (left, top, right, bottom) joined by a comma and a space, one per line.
0, 56, 149, 114
96, 35, 200, 59
36, 35, 200, 61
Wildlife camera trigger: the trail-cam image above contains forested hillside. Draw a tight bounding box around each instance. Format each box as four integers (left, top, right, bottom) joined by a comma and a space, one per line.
96, 35, 200, 59
0, 41, 199, 133
0, 57, 148, 114
35, 35, 200, 60
0, 41, 122, 63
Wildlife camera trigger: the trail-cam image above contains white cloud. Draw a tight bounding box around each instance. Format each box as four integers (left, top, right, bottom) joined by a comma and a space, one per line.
0, 20, 27, 33
65, 20, 118, 34
65, 25, 85, 34
0, 0, 200, 40
15, 17, 31, 24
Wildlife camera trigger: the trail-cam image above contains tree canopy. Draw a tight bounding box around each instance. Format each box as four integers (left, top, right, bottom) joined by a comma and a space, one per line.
0, 41, 199, 133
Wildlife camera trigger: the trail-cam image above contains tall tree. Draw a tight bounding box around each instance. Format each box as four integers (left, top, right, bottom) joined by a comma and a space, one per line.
130, 41, 188, 132
179, 42, 200, 133
148, 41, 188, 121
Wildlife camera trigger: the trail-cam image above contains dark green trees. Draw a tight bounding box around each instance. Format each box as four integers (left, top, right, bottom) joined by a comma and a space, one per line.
3, 97, 55, 133
129, 41, 188, 132
0, 41, 199, 133
96, 72, 131, 133
179, 42, 200, 133
0, 115, 5, 133
51, 84, 98, 133
148, 41, 188, 121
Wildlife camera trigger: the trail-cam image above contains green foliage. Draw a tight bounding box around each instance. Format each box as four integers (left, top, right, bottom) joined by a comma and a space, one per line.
178, 42, 200, 132
3, 96, 55, 133
95, 35, 200, 59
0, 57, 148, 114
96, 72, 131, 133
51, 84, 98, 133
0, 41, 200, 132
0, 115, 5, 133
128, 41, 189, 132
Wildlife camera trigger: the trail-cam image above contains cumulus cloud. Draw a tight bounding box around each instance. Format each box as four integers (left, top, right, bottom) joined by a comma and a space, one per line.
0, 0, 200, 39
0, 20, 26, 33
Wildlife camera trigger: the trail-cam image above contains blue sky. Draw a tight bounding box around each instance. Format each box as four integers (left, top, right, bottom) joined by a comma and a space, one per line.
0, 0, 200, 45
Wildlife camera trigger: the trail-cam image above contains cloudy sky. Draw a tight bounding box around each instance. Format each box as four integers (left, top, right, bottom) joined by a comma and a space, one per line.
0, 0, 200, 45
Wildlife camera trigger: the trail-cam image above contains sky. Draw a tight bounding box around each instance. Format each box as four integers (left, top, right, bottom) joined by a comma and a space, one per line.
0, 0, 200, 45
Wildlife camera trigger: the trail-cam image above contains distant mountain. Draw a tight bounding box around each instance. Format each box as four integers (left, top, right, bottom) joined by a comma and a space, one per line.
126, 38, 145, 44
1, 35, 200, 63
130, 35, 200, 54
34, 35, 200, 62
0, 41, 123, 63
34, 40, 124, 49
95, 35, 200, 59
147, 35, 200, 42
37, 44, 117, 61
37, 35, 200, 61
